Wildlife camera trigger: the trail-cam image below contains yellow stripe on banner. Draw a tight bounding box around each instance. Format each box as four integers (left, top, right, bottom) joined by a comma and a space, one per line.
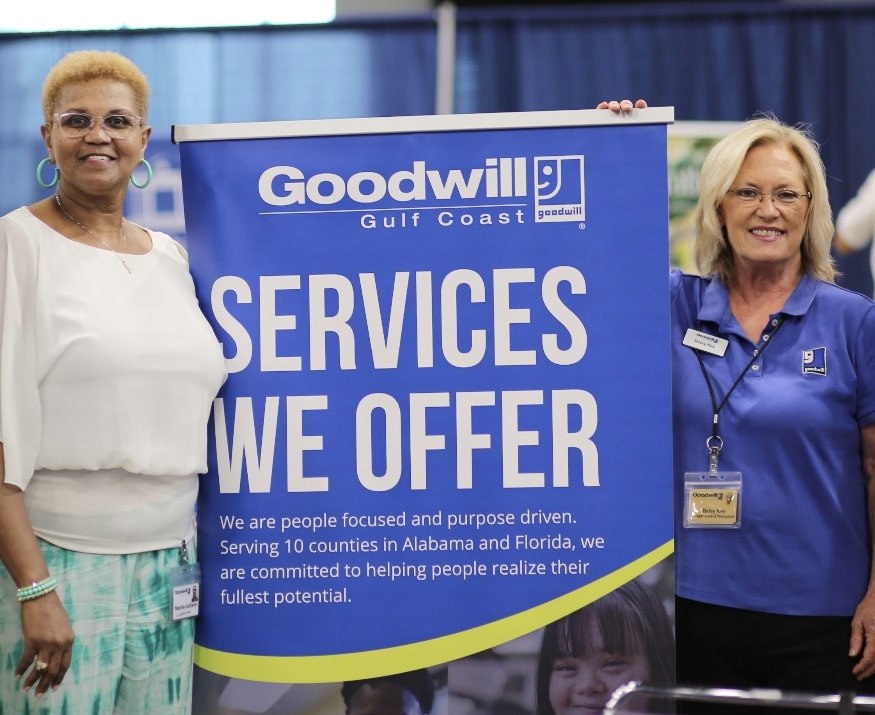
194, 540, 673, 683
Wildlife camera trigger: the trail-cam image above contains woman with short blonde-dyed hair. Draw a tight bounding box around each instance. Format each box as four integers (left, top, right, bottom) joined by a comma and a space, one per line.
0, 50, 225, 714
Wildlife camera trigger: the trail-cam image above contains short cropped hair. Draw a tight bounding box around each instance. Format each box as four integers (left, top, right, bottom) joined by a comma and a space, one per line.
42, 50, 150, 124
694, 115, 835, 285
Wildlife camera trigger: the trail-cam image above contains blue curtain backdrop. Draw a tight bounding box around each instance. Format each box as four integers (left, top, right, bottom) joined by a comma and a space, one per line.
2, 1, 874, 292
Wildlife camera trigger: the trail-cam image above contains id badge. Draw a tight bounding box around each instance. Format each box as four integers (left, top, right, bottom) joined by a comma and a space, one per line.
684, 471, 742, 528
170, 562, 202, 620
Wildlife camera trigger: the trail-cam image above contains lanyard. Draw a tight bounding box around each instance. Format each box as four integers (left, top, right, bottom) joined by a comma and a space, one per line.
692, 316, 786, 472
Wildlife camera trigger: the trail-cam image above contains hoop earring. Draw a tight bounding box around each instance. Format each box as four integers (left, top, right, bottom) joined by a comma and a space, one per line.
36, 158, 59, 188
130, 159, 153, 189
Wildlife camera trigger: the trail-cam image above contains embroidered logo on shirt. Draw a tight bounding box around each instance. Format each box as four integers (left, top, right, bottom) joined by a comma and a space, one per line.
802, 347, 827, 376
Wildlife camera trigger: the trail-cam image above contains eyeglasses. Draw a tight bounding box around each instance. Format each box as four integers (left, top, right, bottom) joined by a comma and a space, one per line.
726, 187, 812, 206
54, 112, 142, 140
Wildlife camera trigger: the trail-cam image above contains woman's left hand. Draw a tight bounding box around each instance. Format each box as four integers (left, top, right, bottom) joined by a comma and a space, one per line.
851, 590, 875, 680
852, 423, 875, 680
596, 99, 648, 113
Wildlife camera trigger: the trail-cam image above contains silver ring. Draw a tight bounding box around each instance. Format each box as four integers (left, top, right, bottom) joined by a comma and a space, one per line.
34, 660, 48, 671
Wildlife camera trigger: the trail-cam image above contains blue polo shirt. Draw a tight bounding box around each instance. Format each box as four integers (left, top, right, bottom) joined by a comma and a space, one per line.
671, 269, 875, 616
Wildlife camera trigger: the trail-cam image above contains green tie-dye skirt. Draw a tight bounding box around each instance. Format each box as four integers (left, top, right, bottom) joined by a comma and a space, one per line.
0, 540, 195, 714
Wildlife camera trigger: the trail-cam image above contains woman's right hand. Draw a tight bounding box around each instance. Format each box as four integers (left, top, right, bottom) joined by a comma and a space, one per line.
0, 476, 75, 698
596, 99, 648, 113
17, 589, 74, 698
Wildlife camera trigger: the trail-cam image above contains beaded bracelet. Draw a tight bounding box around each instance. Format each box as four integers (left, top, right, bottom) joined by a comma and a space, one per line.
17, 576, 58, 603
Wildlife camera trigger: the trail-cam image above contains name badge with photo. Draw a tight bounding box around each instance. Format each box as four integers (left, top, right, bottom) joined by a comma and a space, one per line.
170, 562, 202, 620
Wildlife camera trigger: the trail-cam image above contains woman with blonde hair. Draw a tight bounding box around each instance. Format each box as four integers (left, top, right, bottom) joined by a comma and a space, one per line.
600, 100, 875, 707
0, 50, 226, 713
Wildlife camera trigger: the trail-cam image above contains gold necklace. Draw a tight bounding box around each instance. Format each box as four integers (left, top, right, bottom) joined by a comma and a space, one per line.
54, 194, 132, 274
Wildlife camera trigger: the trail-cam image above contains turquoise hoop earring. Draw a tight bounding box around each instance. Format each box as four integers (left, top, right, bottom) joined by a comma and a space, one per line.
36, 158, 59, 188
130, 159, 153, 189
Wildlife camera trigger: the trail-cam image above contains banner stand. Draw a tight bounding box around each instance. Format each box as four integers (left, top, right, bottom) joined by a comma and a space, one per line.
175, 107, 676, 715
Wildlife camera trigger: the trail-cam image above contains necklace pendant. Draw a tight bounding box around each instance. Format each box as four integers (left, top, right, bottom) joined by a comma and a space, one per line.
121, 258, 133, 274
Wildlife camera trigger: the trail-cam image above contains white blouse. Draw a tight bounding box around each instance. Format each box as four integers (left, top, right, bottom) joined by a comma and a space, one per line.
0, 207, 227, 553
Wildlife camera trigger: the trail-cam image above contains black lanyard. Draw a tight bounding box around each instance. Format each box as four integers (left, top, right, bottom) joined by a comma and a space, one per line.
691, 316, 786, 471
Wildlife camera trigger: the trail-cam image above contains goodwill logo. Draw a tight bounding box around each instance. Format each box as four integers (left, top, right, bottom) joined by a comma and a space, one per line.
257, 155, 585, 228
535, 156, 586, 222
802, 347, 827, 376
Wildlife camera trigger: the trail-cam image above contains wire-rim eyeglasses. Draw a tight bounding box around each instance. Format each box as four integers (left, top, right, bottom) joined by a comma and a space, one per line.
53, 112, 143, 140
726, 187, 812, 205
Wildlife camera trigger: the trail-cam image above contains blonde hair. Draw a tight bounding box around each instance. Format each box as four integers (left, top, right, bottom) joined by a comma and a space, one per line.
42, 50, 150, 125
693, 115, 835, 284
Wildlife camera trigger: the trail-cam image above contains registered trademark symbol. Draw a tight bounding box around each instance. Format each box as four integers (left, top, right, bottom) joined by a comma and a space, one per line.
578, 222, 585, 230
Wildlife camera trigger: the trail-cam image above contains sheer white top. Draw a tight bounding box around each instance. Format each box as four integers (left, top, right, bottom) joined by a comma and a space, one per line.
0, 207, 227, 553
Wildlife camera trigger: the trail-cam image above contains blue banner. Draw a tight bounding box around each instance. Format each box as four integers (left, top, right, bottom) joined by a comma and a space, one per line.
176, 110, 673, 685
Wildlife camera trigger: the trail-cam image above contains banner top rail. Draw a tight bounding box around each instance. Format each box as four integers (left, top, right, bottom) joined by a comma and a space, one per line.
171, 106, 674, 143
